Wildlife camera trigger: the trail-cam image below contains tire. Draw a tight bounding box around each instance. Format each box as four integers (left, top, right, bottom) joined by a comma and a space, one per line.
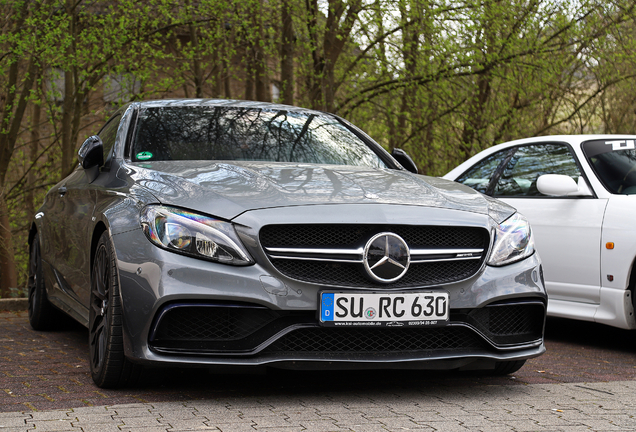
492, 359, 526, 375
89, 231, 142, 388
28, 236, 60, 330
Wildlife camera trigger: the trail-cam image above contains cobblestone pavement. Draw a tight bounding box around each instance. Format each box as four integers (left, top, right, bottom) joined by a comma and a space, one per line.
1, 311, 636, 431
1, 380, 635, 431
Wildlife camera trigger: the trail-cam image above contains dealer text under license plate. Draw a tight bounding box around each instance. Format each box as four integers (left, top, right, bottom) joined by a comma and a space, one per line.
320, 292, 449, 327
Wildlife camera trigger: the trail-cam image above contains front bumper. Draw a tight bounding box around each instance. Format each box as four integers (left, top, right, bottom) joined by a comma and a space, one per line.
113, 222, 546, 370
142, 299, 545, 370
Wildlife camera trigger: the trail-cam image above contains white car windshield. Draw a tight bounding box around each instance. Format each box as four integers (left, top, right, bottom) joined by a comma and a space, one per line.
582, 139, 636, 195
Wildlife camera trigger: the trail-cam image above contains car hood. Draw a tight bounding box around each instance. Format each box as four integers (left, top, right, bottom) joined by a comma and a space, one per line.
123, 161, 509, 221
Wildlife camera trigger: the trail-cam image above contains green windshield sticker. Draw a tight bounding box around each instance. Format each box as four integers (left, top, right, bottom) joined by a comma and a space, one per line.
136, 151, 153, 160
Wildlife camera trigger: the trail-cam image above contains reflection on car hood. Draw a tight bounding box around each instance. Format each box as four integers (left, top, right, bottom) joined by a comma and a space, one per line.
124, 161, 502, 220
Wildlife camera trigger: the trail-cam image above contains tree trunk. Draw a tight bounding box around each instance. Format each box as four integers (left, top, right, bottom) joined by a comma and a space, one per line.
60, 67, 74, 179
305, 0, 324, 109
0, 196, 17, 297
244, 52, 255, 101
0, 55, 37, 297
305, 0, 361, 111
26, 87, 42, 223
392, 0, 419, 152
254, 42, 270, 102
253, 0, 270, 102
189, 22, 204, 98
280, 0, 295, 105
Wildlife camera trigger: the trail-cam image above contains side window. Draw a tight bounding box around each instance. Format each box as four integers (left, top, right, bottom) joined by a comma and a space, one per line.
98, 114, 121, 168
494, 144, 582, 197
455, 151, 509, 194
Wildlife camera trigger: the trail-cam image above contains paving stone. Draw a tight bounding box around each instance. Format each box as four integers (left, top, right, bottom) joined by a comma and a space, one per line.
252, 428, 304, 432
158, 411, 200, 421
493, 419, 548, 431
420, 421, 471, 431
3, 428, 39, 432
0, 417, 30, 428
295, 424, 343, 432
203, 413, 246, 423
374, 416, 426, 429
25, 419, 75, 431
452, 414, 498, 428
530, 414, 583, 427
474, 426, 515, 432
79, 424, 127, 432
119, 427, 171, 432
111, 407, 154, 416
187, 405, 233, 416
249, 415, 294, 428
328, 413, 381, 426
544, 427, 596, 432
215, 423, 257, 432
406, 411, 449, 422
158, 419, 212, 429
340, 424, 390, 432
28, 411, 72, 421
579, 419, 634, 430
116, 416, 162, 426
349, 407, 398, 417
169, 428, 219, 432
70, 413, 120, 424
295, 419, 339, 430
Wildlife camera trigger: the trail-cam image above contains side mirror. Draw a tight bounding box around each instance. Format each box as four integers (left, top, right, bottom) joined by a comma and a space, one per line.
391, 148, 418, 174
537, 174, 593, 197
78, 136, 104, 169
78, 136, 104, 183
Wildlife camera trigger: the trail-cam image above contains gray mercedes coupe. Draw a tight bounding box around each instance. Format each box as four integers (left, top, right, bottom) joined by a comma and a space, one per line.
28, 99, 546, 388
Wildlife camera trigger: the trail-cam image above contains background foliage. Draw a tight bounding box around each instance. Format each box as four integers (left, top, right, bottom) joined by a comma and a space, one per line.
2, 0, 636, 296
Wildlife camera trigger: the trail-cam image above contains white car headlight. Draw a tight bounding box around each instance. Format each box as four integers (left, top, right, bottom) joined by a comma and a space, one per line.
487, 213, 535, 266
140, 205, 253, 265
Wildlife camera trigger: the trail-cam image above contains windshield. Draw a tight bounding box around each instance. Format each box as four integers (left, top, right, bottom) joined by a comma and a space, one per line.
582, 139, 636, 195
130, 106, 388, 168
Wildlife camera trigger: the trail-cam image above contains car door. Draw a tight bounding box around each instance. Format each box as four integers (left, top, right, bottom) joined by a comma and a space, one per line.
51, 168, 96, 308
455, 143, 607, 311
55, 114, 122, 307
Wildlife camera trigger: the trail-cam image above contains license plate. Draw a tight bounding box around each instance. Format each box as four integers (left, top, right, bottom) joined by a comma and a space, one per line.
319, 292, 449, 327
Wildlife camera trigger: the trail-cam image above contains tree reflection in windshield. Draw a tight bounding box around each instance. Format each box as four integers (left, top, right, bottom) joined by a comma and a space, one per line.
131, 106, 387, 168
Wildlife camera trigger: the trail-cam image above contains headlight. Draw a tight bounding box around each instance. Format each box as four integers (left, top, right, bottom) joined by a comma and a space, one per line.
140, 205, 253, 265
487, 212, 535, 266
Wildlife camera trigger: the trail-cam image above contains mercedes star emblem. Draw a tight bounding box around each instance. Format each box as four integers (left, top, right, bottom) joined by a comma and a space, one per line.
363, 232, 410, 283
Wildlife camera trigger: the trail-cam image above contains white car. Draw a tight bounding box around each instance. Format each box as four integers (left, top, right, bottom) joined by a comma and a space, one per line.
444, 135, 636, 330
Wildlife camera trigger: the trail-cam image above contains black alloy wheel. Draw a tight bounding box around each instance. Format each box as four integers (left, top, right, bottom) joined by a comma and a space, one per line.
28, 236, 59, 330
89, 231, 142, 388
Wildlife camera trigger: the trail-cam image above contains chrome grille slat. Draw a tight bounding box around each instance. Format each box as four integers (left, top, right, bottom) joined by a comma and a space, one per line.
264, 246, 483, 263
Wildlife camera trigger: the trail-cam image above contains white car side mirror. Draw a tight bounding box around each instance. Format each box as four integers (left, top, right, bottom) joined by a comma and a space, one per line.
537, 174, 593, 197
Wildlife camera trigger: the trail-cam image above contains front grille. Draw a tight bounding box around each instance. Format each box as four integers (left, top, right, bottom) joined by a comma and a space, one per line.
149, 301, 544, 355
260, 224, 487, 248
270, 259, 482, 288
260, 224, 489, 288
261, 326, 488, 354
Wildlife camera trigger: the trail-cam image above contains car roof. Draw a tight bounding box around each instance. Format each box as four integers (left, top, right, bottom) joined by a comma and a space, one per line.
128, 98, 327, 116
488, 134, 636, 149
